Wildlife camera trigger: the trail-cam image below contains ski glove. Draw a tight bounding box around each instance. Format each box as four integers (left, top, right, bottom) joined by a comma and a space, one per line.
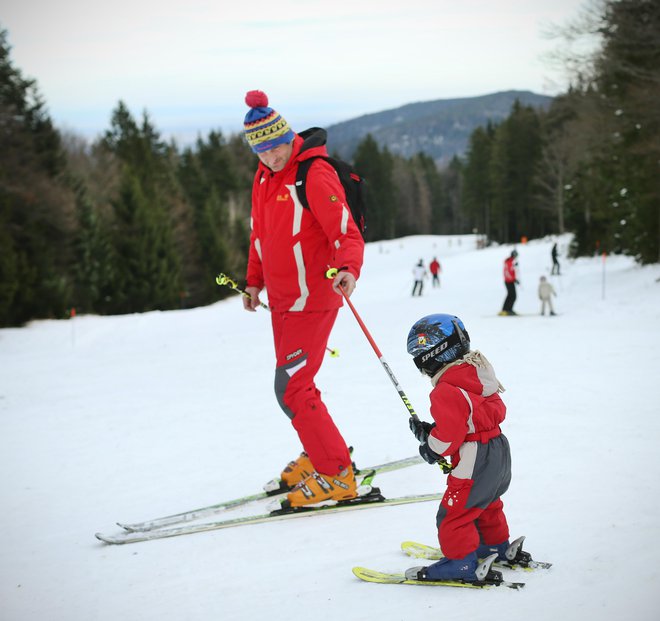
409, 417, 435, 443
419, 441, 442, 464
419, 442, 452, 473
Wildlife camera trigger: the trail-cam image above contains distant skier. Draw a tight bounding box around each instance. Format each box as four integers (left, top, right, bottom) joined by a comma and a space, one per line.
429, 257, 441, 288
499, 250, 519, 316
538, 276, 557, 316
404, 313, 532, 582
551, 243, 561, 275
412, 259, 428, 297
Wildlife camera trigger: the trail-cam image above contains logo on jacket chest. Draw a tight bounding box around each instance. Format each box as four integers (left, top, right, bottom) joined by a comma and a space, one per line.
277, 193, 290, 201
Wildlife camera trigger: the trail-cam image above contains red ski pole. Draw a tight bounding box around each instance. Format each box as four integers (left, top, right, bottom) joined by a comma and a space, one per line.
327, 270, 454, 469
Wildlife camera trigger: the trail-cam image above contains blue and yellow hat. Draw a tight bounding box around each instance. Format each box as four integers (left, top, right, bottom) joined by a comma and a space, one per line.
243, 90, 294, 153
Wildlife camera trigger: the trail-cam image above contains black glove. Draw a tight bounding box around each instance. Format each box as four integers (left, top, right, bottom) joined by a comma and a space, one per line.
419, 441, 442, 464
409, 417, 435, 443
419, 443, 452, 473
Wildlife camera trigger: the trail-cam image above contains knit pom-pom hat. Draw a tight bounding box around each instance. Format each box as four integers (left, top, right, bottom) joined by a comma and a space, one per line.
243, 90, 294, 153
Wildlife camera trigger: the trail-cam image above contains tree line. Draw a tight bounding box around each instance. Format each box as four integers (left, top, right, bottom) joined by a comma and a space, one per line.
363, 0, 659, 262
1, 0, 657, 327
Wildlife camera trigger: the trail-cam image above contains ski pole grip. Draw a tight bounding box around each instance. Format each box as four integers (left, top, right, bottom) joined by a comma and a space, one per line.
326, 267, 339, 279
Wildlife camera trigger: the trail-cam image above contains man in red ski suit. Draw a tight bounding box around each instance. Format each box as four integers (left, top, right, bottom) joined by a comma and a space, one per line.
406, 314, 518, 582
500, 250, 519, 315
429, 257, 441, 287
241, 90, 365, 508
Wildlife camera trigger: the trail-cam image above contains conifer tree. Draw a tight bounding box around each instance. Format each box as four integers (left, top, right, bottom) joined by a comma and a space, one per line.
353, 135, 396, 240
72, 180, 116, 313
594, 0, 660, 262
103, 102, 183, 312
177, 131, 249, 304
443, 156, 464, 234
392, 155, 422, 236
549, 0, 659, 262
0, 27, 73, 325
102, 102, 182, 312
462, 124, 495, 240
108, 172, 180, 312
413, 153, 448, 234
489, 101, 543, 243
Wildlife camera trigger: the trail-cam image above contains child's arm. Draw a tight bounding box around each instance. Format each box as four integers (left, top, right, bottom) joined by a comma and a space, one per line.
427, 384, 473, 457
409, 417, 451, 472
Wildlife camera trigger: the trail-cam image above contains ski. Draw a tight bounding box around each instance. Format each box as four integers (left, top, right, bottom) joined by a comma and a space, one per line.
97, 490, 440, 545
495, 312, 537, 317
401, 538, 552, 571
118, 454, 424, 532
352, 566, 524, 590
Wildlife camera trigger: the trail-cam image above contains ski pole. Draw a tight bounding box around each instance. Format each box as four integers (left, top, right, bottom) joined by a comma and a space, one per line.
215, 273, 339, 358
216, 273, 269, 310
325, 268, 451, 473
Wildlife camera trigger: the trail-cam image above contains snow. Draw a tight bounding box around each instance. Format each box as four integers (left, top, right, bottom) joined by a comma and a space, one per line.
1, 234, 659, 620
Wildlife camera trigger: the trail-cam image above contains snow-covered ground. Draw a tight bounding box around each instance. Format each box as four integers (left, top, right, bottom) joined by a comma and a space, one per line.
1, 235, 659, 620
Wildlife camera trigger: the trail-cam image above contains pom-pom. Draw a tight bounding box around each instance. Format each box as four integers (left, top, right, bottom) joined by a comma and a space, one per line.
245, 90, 269, 109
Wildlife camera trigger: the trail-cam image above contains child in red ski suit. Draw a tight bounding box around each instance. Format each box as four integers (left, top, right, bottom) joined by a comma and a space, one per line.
405, 313, 516, 581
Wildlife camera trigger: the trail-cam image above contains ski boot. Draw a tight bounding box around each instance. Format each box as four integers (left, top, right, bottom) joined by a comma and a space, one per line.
280, 464, 358, 509
263, 452, 314, 494
405, 552, 502, 585
477, 536, 533, 568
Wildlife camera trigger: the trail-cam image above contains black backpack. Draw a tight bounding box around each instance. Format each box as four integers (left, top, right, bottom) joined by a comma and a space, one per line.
295, 128, 367, 240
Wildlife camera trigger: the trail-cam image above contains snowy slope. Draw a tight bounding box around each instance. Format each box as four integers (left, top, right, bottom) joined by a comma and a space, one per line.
1, 235, 659, 621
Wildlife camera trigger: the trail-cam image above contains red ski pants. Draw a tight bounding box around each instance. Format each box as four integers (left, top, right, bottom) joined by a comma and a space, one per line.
271, 309, 351, 476
436, 436, 511, 559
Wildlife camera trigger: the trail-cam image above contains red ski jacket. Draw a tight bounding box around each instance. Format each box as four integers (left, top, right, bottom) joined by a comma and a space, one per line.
246, 131, 364, 312
426, 354, 506, 463
503, 257, 517, 283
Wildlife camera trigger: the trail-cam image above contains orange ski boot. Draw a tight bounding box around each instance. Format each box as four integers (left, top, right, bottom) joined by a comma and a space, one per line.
284, 464, 358, 508
281, 452, 315, 488
263, 452, 315, 493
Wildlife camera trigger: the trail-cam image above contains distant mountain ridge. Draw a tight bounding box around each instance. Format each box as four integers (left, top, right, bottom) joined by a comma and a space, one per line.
326, 90, 553, 165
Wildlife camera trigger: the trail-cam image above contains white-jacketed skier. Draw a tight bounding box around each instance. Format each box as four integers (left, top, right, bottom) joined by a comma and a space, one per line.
538, 276, 557, 316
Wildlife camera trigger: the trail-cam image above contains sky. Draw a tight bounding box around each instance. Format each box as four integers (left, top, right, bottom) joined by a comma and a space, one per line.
2, 234, 659, 620
3, 0, 595, 145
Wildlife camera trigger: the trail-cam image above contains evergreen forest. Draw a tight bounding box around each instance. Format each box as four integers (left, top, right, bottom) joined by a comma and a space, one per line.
1, 0, 658, 327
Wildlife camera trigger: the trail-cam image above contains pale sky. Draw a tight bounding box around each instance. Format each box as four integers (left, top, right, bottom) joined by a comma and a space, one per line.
3, 0, 594, 144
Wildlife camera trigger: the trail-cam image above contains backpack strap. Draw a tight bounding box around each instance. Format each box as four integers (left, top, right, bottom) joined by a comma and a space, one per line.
295, 156, 323, 211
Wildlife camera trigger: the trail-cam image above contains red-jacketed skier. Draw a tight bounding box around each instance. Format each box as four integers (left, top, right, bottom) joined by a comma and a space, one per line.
429, 257, 441, 287
404, 314, 532, 582
500, 250, 519, 316
241, 90, 365, 508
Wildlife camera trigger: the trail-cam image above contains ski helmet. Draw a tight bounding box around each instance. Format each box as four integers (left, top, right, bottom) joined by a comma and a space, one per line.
406, 314, 470, 377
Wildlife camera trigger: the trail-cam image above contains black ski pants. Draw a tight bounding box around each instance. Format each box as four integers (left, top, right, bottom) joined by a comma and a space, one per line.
502, 282, 516, 312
